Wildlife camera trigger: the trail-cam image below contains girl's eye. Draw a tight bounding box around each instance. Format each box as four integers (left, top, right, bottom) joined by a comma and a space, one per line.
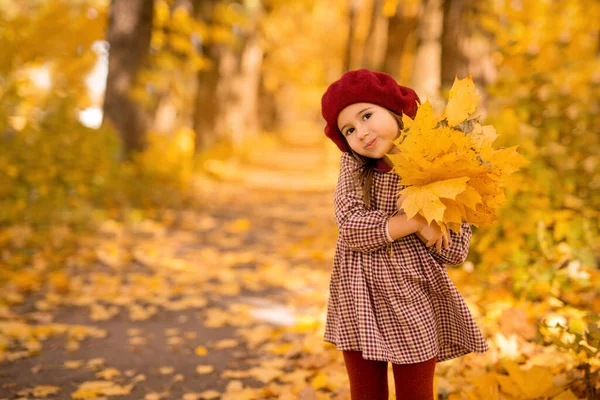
344, 112, 372, 135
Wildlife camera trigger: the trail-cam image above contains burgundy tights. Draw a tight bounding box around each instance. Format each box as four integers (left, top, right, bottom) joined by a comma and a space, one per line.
342, 350, 436, 400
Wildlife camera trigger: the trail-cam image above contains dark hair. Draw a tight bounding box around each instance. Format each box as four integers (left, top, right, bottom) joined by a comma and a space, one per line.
342, 109, 404, 209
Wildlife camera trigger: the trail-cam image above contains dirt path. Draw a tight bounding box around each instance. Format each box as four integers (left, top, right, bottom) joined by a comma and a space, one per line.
0, 181, 343, 400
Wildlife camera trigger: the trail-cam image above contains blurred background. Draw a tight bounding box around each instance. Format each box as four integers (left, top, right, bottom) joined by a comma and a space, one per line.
1, 0, 598, 210
1, 0, 600, 399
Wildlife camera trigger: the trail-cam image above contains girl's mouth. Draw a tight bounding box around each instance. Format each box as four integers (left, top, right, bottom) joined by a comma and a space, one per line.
365, 138, 377, 149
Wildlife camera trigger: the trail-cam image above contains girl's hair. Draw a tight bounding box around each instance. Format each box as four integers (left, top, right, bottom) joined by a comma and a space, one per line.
342, 109, 404, 209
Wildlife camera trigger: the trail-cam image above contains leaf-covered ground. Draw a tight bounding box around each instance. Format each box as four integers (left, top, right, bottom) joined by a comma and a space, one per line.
0, 179, 348, 399
0, 177, 587, 399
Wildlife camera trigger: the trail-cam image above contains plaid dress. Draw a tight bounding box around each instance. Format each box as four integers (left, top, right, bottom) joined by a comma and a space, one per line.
324, 152, 490, 364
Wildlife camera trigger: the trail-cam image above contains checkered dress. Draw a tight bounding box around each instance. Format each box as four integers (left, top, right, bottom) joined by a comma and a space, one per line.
324, 152, 490, 364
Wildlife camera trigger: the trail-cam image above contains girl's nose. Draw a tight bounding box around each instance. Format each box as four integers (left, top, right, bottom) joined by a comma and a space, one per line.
357, 125, 369, 139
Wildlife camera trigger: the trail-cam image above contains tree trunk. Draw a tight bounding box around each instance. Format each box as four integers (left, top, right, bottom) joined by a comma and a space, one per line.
193, 44, 222, 151
344, 0, 357, 72
441, 0, 469, 90
191, 0, 221, 153
411, 0, 443, 104
257, 74, 279, 133
214, 30, 262, 150
361, 0, 388, 71
382, 8, 419, 80
102, 0, 154, 161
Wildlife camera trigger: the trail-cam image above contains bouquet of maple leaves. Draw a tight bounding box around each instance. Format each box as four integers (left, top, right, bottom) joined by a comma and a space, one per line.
388, 75, 529, 238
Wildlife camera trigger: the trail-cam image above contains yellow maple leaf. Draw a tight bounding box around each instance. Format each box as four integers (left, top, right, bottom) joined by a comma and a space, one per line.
387, 75, 528, 229
445, 74, 481, 126
400, 177, 470, 225
502, 359, 555, 398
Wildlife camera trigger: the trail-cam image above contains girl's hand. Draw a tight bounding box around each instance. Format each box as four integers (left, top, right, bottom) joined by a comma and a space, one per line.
416, 220, 450, 252
397, 193, 450, 251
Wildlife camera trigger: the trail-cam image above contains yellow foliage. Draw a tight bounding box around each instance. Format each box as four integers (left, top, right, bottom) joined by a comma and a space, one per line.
502, 359, 555, 398
388, 76, 529, 234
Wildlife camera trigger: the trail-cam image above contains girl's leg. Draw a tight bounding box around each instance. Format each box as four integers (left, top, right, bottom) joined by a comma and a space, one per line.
342, 350, 389, 400
391, 355, 437, 400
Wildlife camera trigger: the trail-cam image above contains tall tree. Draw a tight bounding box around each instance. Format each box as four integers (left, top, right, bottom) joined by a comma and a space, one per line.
344, 0, 358, 72
217, 25, 262, 149
192, 0, 221, 152
102, 0, 154, 160
411, 0, 443, 103
191, 1, 262, 152
361, 0, 388, 70
382, 5, 419, 80
441, 0, 469, 90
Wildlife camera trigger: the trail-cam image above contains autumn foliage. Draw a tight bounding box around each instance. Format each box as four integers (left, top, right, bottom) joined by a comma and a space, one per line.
0, 0, 599, 399
388, 76, 529, 235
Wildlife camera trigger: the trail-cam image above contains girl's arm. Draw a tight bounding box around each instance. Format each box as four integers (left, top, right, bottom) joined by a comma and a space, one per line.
334, 153, 414, 253
387, 212, 426, 241
426, 222, 472, 265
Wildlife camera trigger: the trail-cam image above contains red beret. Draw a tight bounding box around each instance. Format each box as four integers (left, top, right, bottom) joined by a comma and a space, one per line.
321, 69, 420, 172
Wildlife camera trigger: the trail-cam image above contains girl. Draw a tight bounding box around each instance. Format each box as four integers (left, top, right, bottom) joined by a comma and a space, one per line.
321, 69, 490, 400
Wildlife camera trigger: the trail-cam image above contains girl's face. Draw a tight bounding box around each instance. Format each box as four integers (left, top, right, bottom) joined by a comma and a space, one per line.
337, 102, 400, 159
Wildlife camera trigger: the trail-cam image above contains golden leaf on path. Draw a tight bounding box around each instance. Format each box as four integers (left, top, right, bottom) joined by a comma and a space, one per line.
310, 372, 330, 390
502, 359, 554, 397
48, 270, 70, 294
129, 336, 148, 346
71, 380, 133, 398
145, 393, 162, 400
18, 385, 61, 397
91, 304, 119, 321
496, 373, 524, 397
279, 370, 313, 386
197, 390, 221, 399
196, 365, 214, 374
159, 366, 174, 375
194, 345, 208, 356
95, 368, 121, 379
221, 380, 263, 400
225, 218, 251, 233
269, 342, 294, 355
129, 304, 158, 321
66, 338, 80, 352
87, 358, 106, 370
222, 369, 252, 378
470, 372, 499, 399
214, 338, 239, 349
64, 360, 84, 369
248, 366, 284, 383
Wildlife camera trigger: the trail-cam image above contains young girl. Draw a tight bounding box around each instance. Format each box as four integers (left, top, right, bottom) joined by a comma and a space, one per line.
321, 69, 490, 400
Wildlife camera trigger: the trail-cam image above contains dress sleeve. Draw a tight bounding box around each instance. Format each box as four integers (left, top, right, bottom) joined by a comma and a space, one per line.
334, 153, 392, 253
427, 222, 472, 265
